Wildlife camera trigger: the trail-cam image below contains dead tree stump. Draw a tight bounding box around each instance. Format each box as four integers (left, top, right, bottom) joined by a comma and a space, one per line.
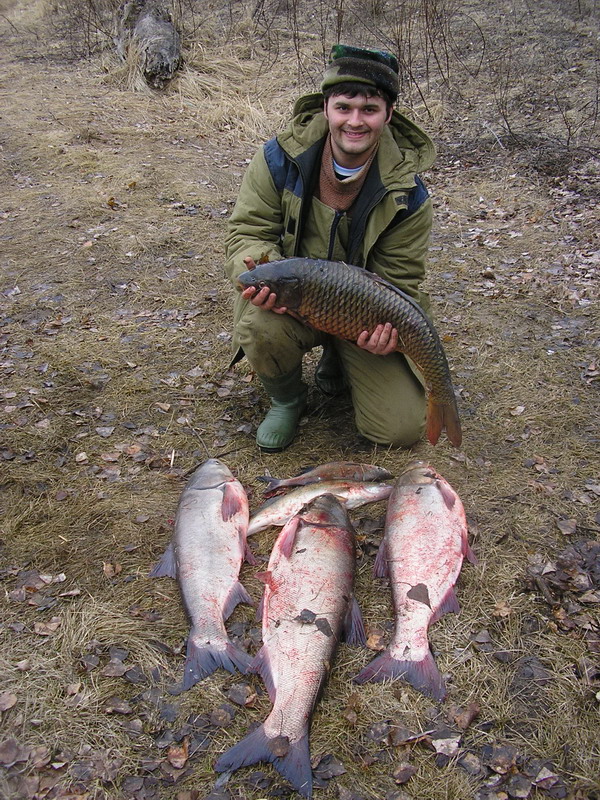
116, 0, 181, 89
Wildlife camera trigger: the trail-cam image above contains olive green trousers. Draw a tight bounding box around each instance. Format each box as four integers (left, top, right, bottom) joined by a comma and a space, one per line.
235, 303, 426, 448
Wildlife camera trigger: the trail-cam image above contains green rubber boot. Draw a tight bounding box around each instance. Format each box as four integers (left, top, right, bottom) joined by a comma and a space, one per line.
256, 367, 308, 453
315, 342, 346, 397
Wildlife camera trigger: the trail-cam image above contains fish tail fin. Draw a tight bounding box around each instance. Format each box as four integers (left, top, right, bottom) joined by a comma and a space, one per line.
353, 649, 446, 701
214, 724, 312, 798
257, 475, 282, 494
182, 636, 252, 690
427, 396, 462, 448
148, 541, 176, 578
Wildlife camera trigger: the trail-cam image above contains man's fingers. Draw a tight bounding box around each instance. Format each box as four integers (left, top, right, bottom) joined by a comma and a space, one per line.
243, 256, 257, 270
357, 323, 398, 354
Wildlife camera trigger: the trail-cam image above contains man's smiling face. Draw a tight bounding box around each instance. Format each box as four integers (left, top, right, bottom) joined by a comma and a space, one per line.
324, 92, 392, 169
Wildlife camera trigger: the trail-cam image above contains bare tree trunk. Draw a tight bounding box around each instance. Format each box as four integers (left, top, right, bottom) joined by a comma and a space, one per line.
116, 0, 181, 89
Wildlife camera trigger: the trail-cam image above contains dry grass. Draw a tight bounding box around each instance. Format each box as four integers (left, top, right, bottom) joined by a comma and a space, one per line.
1, 0, 599, 799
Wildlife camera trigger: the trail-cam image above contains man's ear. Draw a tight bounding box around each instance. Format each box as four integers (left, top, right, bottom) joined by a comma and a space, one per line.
323, 97, 329, 119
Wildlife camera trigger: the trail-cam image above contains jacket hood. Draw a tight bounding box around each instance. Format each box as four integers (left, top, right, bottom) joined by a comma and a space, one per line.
278, 92, 436, 179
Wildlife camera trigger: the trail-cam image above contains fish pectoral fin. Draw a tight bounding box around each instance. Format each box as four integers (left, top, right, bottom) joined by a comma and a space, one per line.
278, 515, 302, 558
221, 482, 245, 520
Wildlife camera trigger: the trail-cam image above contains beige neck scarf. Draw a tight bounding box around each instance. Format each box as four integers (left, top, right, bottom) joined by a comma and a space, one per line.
317, 134, 378, 212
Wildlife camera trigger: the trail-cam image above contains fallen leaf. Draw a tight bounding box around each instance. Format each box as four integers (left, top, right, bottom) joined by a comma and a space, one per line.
556, 518, 577, 536
102, 696, 133, 714
33, 617, 61, 636
393, 761, 417, 784
167, 738, 189, 769
103, 561, 122, 579
0, 691, 17, 711
492, 600, 513, 618
366, 626, 386, 651
0, 737, 30, 767
450, 701, 481, 730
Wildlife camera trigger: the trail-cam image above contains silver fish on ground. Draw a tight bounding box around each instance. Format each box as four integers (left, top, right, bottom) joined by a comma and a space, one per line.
247, 479, 394, 536
215, 494, 365, 798
150, 458, 255, 689
353, 460, 476, 700
257, 461, 394, 496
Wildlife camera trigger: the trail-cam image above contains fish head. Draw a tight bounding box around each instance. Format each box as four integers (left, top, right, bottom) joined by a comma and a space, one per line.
186, 458, 234, 489
302, 493, 353, 528
397, 460, 438, 487
237, 261, 304, 310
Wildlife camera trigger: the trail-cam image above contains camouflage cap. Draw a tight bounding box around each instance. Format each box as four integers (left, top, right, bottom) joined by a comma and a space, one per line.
321, 44, 399, 100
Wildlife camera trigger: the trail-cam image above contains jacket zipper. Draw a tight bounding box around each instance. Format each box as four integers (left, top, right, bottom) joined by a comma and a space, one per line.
327, 210, 345, 260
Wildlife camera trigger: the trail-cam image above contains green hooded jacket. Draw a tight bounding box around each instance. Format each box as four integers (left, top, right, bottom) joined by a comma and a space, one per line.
225, 92, 436, 349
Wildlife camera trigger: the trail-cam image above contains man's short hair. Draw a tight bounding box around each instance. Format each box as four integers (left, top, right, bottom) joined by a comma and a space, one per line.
323, 81, 395, 112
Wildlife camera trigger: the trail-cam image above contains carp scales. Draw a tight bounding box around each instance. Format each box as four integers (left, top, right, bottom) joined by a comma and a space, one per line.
215, 494, 365, 798
247, 478, 394, 536
353, 460, 476, 700
150, 459, 255, 688
237, 257, 462, 447
257, 460, 393, 496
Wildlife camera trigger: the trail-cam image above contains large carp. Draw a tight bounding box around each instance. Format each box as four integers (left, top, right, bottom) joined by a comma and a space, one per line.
215, 494, 365, 798
150, 459, 255, 688
237, 257, 462, 447
353, 460, 476, 700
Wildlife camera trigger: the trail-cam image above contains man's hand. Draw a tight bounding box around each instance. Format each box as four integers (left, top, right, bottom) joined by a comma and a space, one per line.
241, 256, 287, 314
356, 322, 398, 355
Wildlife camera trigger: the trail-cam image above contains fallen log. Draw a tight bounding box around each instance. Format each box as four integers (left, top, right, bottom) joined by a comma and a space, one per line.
116, 0, 181, 89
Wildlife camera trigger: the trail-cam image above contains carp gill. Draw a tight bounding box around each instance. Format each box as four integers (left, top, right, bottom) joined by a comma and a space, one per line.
150, 459, 255, 688
215, 494, 365, 798
258, 460, 393, 496
247, 478, 394, 536
238, 257, 462, 447
353, 460, 476, 700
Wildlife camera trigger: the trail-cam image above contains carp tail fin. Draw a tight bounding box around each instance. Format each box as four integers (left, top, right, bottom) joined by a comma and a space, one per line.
427, 396, 462, 448
182, 634, 252, 690
214, 724, 312, 798
353, 648, 446, 701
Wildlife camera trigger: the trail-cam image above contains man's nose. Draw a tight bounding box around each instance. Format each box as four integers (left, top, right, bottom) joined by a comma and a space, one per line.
347, 109, 363, 126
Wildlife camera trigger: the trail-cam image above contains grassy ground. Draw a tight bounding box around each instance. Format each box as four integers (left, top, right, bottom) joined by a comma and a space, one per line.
1, 1, 599, 799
